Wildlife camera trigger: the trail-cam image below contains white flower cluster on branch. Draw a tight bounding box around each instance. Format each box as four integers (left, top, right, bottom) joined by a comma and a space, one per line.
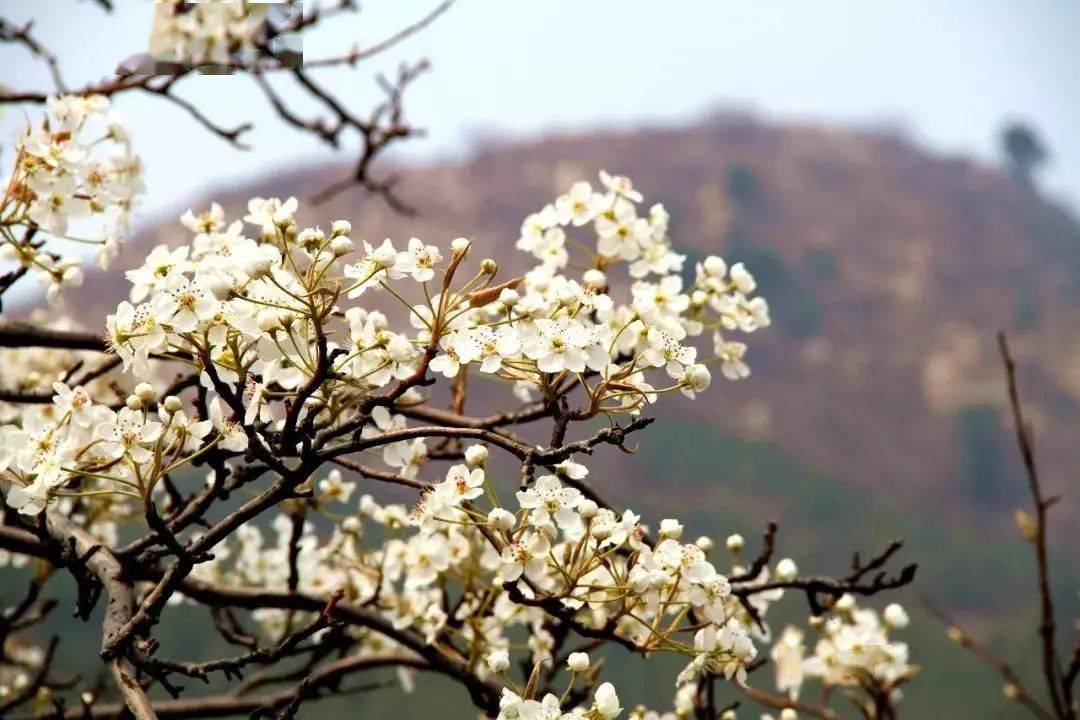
2, 172, 769, 515
148, 0, 273, 67
0, 95, 143, 303
0, 169, 915, 720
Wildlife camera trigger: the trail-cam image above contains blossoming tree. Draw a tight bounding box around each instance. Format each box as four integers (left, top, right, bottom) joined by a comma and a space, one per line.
0, 4, 918, 720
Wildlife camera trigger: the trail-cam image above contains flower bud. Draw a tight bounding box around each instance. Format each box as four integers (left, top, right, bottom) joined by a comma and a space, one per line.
487, 508, 515, 531
486, 650, 509, 673
272, 208, 294, 227
659, 518, 683, 539
370, 242, 397, 269
883, 603, 909, 629
1003, 683, 1020, 700
594, 682, 621, 720
135, 383, 155, 402
779, 710, 797, 720
703, 255, 727, 276
329, 235, 354, 256
1014, 509, 1037, 543
695, 535, 714, 552
835, 594, 855, 612
359, 494, 379, 517
775, 558, 798, 581
451, 237, 470, 254
498, 288, 520, 307
464, 444, 488, 466
590, 523, 612, 541
725, 533, 744, 553
331, 219, 352, 236
578, 499, 599, 520
62, 266, 84, 285
203, 272, 233, 299
297, 228, 324, 247
257, 309, 282, 333
163, 395, 183, 413
567, 652, 590, 673
582, 268, 607, 287
480, 258, 498, 274
342, 516, 362, 534
947, 626, 966, 644
125, 395, 143, 410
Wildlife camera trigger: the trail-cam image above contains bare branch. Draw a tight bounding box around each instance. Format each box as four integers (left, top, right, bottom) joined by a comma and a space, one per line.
998, 332, 1070, 718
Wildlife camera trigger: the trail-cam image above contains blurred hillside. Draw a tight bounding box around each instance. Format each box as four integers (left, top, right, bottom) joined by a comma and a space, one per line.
44, 115, 1080, 717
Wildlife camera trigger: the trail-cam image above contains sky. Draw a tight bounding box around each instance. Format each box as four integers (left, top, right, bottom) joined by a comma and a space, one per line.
2, 0, 1079, 226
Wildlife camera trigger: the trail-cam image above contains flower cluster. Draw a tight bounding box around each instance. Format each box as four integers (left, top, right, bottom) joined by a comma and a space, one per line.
148, 0, 272, 67
0, 314, 102, 423
187, 444, 780, 703
0, 377, 239, 515
771, 598, 914, 703
0, 94, 142, 302
0, 169, 914, 720
183, 447, 912, 719
441, 170, 772, 405
497, 680, 622, 719
91, 174, 765, 500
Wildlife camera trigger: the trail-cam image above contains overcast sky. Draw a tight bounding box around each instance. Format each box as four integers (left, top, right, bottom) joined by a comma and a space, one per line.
2, 0, 1079, 225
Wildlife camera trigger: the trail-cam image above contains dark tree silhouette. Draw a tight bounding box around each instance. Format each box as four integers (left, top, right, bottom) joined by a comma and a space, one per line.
1001, 122, 1049, 189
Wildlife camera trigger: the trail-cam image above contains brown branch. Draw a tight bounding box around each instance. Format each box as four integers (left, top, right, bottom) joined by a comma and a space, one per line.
0, 523, 59, 561
0, 356, 122, 404
171, 579, 502, 713
146, 79, 253, 148
136, 591, 345, 683
330, 456, 430, 491
0, 17, 67, 92
342, 0, 454, 65
309, 60, 428, 211
40, 511, 156, 718
736, 682, 842, 720
112, 658, 159, 720
925, 600, 1054, 720
0, 1, 452, 215
15, 652, 429, 720
0, 322, 108, 351
998, 331, 1070, 719
729, 522, 778, 583
732, 536, 915, 616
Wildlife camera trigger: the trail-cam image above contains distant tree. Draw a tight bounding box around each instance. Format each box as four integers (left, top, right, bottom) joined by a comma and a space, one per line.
805, 247, 840, 282
725, 232, 826, 339
955, 404, 1016, 506
1001, 122, 1049, 189
1014, 281, 1039, 330
726, 164, 762, 208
